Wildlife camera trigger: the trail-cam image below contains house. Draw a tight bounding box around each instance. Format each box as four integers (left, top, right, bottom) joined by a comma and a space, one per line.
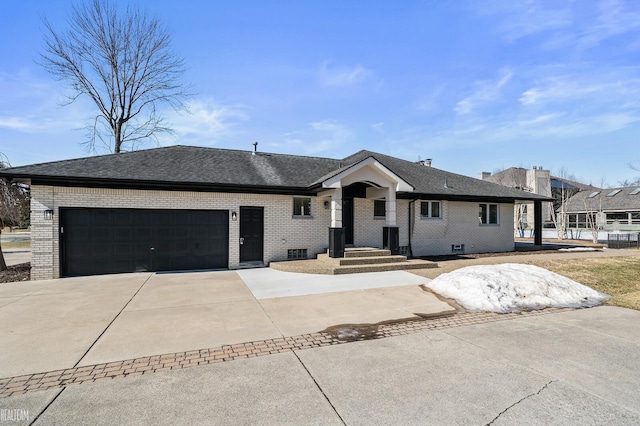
0, 145, 549, 280
479, 167, 597, 234
479, 166, 552, 231
562, 186, 640, 238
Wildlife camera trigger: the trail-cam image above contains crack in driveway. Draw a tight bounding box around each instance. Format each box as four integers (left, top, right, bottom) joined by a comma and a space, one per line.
486, 380, 556, 425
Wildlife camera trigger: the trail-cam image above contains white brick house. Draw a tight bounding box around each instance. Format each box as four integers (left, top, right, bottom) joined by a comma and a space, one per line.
1, 146, 548, 280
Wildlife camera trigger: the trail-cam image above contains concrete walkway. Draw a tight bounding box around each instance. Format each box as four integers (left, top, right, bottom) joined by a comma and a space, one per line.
0, 269, 453, 378
2, 306, 639, 425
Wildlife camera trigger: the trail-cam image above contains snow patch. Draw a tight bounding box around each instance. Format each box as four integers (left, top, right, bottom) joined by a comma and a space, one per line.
558, 247, 598, 252
425, 263, 608, 313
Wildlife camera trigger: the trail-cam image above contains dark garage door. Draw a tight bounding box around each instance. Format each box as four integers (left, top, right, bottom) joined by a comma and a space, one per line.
61, 208, 229, 277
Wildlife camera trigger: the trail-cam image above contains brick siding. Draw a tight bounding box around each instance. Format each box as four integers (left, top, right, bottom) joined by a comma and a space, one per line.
30, 186, 516, 279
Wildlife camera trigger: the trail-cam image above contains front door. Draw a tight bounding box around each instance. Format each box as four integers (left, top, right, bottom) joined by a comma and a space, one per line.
343, 198, 354, 245
240, 206, 264, 262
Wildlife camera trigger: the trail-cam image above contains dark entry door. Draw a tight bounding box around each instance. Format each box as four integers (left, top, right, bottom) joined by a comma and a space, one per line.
240, 206, 264, 262
61, 208, 229, 277
343, 198, 354, 245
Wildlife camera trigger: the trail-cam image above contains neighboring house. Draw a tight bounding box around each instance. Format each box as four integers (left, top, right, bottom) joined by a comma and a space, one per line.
563, 186, 640, 237
479, 167, 597, 234
479, 166, 552, 232
0, 146, 548, 280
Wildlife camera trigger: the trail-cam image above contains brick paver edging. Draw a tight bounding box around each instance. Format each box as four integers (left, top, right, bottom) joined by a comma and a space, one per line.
0, 308, 572, 398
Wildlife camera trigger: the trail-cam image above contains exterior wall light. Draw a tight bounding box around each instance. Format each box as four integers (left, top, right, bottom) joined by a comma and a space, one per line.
231, 211, 237, 221
44, 209, 54, 220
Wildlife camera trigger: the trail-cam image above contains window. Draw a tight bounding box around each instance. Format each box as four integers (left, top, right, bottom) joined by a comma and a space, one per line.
606, 212, 629, 224
607, 189, 622, 197
293, 197, 311, 216
287, 249, 308, 260
374, 199, 386, 218
587, 191, 600, 198
629, 188, 640, 195
420, 201, 441, 218
479, 203, 499, 225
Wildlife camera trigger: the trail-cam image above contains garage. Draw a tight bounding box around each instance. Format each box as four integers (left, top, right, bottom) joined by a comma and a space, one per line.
60, 208, 229, 277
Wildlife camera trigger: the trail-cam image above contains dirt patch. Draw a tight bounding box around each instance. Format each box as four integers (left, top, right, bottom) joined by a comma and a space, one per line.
0, 262, 30, 283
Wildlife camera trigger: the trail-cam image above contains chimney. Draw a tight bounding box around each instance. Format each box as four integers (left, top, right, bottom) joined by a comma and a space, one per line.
478, 171, 491, 180
252, 141, 258, 155
426, 158, 432, 167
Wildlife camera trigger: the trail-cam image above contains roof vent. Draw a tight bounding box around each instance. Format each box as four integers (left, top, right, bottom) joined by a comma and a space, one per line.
444, 178, 449, 189
252, 141, 258, 155
426, 158, 432, 167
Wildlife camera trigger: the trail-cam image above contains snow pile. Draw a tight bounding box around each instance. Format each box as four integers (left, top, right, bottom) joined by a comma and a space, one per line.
425, 263, 609, 313
558, 247, 598, 252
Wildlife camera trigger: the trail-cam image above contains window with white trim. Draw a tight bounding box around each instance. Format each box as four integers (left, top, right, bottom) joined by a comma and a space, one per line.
293, 197, 312, 217
420, 201, 441, 218
479, 203, 499, 225
374, 199, 386, 218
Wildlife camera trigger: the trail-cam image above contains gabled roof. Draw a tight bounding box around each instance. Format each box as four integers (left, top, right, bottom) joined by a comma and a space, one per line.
341, 150, 549, 201
564, 186, 640, 212
0, 145, 549, 201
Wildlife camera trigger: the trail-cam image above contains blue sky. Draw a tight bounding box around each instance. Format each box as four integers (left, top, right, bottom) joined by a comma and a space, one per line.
2, 0, 640, 186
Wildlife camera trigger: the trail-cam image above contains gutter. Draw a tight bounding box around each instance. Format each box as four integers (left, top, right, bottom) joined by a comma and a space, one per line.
408, 199, 418, 257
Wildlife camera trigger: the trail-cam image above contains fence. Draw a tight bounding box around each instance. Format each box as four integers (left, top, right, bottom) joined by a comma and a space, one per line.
607, 233, 640, 249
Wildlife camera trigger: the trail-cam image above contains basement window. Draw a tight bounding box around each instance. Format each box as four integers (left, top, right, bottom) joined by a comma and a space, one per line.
293, 197, 312, 217
287, 249, 308, 260
479, 203, 499, 225
374, 199, 386, 218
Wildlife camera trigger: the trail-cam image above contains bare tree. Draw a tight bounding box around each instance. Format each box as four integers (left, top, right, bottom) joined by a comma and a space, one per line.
0, 155, 30, 271
41, 0, 191, 153
583, 196, 602, 244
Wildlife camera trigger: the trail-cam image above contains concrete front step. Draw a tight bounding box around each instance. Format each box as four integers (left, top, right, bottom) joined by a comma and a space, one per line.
332, 259, 438, 275
337, 255, 409, 266
343, 248, 391, 258
317, 253, 408, 265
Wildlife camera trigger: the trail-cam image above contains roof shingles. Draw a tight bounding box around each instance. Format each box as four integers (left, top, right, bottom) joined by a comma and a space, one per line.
0, 145, 548, 201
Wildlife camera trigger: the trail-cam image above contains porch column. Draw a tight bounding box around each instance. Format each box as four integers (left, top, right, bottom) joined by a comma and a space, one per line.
383, 186, 400, 254
329, 187, 345, 258
331, 187, 343, 228
385, 186, 397, 226
534, 200, 542, 246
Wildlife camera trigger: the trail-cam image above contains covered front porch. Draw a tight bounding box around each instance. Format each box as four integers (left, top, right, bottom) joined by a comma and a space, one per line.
314, 156, 414, 258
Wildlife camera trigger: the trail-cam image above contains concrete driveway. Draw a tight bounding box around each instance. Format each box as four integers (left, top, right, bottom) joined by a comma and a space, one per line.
2, 306, 639, 425
0, 269, 452, 377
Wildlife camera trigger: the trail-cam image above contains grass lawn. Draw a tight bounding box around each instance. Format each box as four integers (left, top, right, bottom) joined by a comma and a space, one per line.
527, 256, 640, 311
1, 241, 31, 250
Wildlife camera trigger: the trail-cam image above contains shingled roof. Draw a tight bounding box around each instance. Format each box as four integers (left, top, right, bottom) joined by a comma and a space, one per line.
0, 145, 549, 201
564, 186, 640, 212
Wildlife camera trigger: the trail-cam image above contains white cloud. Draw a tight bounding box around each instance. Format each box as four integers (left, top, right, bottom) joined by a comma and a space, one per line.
319, 61, 372, 88
519, 73, 640, 106
163, 98, 249, 145
283, 119, 353, 155
472, 1, 572, 42
0, 69, 88, 133
454, 69, 513, 115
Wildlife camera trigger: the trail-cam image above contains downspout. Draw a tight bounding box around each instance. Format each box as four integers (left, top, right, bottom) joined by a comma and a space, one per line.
408, 199, 418, 257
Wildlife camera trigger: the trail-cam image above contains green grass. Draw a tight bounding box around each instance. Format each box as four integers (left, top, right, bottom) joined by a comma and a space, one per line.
527, 257, 640, 311
0, 241, 31, 250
